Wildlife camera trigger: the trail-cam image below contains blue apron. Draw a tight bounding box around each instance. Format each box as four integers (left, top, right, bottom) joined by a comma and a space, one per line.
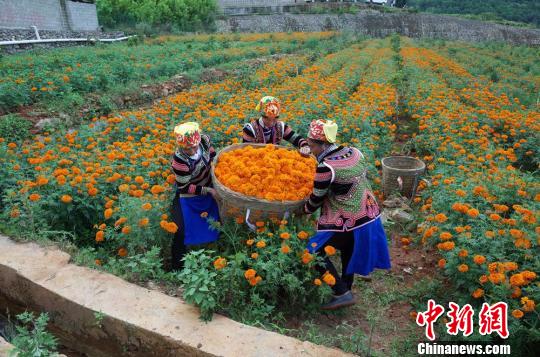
179, 195, 220, 246
307, 217, 391, 276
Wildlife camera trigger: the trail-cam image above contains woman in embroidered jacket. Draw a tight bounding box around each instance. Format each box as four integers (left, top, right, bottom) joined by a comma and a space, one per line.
303, 119, 391, 310
243, 96, 310, 156
170, 122, 220, 270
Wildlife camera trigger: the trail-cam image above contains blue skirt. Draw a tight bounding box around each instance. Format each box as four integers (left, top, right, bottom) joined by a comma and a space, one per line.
179, 195, 220, 246
307, 217, 391, 276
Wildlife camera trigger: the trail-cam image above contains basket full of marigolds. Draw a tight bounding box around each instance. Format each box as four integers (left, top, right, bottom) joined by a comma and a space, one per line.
211, 144, 317, 220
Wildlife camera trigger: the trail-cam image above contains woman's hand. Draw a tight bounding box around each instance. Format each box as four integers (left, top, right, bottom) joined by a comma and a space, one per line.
299, 146, 311, 157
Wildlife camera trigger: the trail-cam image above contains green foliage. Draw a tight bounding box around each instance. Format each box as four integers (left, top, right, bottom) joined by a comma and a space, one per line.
96, 0, 218, 31
103, 246, 166, 282
0, 114, 32, 143
408, 0, 540, 27
10, 312, 59, 357
178, 218, 332, 323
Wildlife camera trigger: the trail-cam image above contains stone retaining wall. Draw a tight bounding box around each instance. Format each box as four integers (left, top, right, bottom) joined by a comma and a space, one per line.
0, 235, 349, 357
217, 11, 540, 46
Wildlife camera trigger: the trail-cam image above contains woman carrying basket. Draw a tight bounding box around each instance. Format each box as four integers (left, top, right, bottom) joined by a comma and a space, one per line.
302, 119, 391, 310
170, 122, 220, 270
243, 96, 311, 156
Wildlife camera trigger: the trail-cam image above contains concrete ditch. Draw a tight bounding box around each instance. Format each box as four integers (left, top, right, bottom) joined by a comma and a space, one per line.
0, 235, 348, 357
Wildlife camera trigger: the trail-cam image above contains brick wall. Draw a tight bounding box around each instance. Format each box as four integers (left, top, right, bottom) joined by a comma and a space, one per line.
0, 0, 98, 31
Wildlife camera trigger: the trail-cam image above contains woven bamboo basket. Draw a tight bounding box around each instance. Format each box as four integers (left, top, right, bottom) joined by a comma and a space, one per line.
211, 143, 310, 222
381, 156, 425, 199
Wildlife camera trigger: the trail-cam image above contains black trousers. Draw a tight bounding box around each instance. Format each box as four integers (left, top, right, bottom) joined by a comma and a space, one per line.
170, 193, 187, 271
314, 231, 355, 296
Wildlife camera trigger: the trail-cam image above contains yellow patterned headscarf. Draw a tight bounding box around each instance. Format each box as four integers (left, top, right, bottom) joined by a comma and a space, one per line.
174, 122, 201, 147
256, 96, 281, 118
308, 119, 338, 143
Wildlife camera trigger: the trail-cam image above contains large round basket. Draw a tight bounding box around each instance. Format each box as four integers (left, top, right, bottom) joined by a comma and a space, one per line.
381, 156, 425, 199
211, 143, 310, 222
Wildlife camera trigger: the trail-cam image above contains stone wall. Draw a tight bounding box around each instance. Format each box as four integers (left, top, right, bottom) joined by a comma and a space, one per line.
0, 0, 68, 30
0, 0, 99, 31
65, 0, 99, 31
218, 0, 296, 7
217, 11, 540, 46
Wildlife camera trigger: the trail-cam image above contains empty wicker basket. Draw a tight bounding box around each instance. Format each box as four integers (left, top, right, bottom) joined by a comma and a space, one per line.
211, 143, 309, 223
381, 156, 425, 199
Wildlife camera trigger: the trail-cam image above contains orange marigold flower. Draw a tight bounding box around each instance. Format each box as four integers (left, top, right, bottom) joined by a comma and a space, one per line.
504, 262, 518, 271
61, 195, 72, 203
95, 230, 104, 242
95, 259, 102, 266
246, 239, 254, 246
138, 218, 149, 227
251, 252, 259, 259
473, 255, 486, 265
213, 257, 227, 270
438, 259, 446, 269
440, 232, 453, 241
521, 297, 535, 312
29, 193, 41, 202
200, 211, 208, 218
434, 213, 448, 223
280, 232, 291, 239
467, 208, 480, 218
489, 213, 501, 221
509, 273, 526, 287
301, 251, 313, 264
297, 231, 309, 240
512, 309, 524, 319
255, 221, 265, 228
121, 225, 131, 234
479, 275, 488, 284
324, 245, 336, 256
437, 241, 455, 251
142, 203, 152, 210
281, 245, 290, 254
103, 208, 113, 219
488, 273, 506, 284
256, 240, 266, 248
322, 272, 336, 286
244, 269, 256, 280
458, 249, 468, 258
118, 248, 128, 257
472, 288, 484, 299
511, 287, 522, 298
522, 271, 536, 281
458, 264, 469, 273
313, 278, 322, 286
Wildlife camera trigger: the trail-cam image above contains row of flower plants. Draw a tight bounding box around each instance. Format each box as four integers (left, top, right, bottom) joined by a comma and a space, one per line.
0, 32, 340, 113
400, 42, 539, 350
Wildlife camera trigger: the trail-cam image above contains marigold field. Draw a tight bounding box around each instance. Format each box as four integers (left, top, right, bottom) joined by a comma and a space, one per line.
0, 32, 538, 354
